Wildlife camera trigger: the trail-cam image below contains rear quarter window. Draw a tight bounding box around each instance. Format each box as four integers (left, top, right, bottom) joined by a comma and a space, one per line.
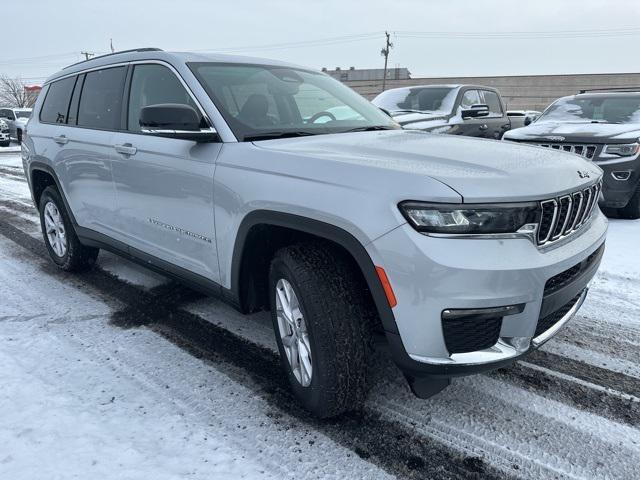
40, 76, 77, 124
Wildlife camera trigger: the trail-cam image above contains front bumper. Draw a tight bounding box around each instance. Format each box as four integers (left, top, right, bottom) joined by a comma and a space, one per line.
596, 154, 640, 208
368, 208, 607, 383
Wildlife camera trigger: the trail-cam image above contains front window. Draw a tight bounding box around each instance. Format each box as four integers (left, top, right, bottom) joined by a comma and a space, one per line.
373, 86, 458, 115
538, 95, 640, 124
189, 62, 398, 141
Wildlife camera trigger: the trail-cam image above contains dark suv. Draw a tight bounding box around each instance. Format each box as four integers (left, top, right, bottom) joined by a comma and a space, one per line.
372, 85, 511, 139
504, 90, 640, 219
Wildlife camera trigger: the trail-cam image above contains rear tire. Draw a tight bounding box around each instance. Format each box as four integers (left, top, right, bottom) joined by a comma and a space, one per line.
269, 242, 371, 418
38, 186, 99, 271
617, 183, 640, 219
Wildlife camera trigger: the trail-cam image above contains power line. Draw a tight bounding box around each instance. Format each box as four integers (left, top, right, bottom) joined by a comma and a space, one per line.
194, 32, 384, 54
395, 26, 640, 39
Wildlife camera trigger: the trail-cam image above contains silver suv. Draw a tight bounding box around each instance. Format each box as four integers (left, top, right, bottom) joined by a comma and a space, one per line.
23, 48, 607, 417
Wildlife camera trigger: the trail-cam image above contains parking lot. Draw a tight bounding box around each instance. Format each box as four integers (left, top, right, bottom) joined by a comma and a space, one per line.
1, 146, 639, 479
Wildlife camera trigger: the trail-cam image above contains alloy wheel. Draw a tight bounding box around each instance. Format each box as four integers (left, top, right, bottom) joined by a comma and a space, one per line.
44, 201, 67, 257
275, 278, 313, 387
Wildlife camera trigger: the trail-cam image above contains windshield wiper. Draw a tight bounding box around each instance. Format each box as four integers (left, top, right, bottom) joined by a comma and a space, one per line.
341, 125, 396, 133
391, 109, 424, 114
244, 131, 318, 141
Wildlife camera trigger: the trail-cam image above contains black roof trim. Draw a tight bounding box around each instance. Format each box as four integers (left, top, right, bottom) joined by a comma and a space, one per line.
63, 48, 163, 70
579, 86, 640, 94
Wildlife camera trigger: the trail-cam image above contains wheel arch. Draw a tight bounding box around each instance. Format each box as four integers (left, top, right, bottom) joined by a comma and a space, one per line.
28, 162, 78, 225
230, 210, 399, 334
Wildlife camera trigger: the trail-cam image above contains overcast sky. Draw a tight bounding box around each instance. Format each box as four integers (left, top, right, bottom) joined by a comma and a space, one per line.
3, 0, 640, 84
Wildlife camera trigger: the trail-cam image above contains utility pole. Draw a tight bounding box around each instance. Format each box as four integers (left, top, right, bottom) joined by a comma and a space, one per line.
380, 31, 393, 92
80, 51, 94, 61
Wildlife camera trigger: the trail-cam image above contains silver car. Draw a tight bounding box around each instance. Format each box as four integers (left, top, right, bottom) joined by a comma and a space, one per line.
0, 107, 32, 143
0, 119, 9, 146
23, 48, 607, 417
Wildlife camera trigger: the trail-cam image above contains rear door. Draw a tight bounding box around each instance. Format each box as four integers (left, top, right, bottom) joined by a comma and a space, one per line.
480, 90, 510, 139
54, 67, 125, 234
110, 62, 221, 282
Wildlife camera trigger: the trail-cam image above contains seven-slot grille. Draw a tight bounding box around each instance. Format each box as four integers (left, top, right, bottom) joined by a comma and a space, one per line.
537, 182, 601, 246
534, 143, 598, 160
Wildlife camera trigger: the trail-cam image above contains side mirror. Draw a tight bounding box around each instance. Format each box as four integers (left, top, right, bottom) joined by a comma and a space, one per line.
140, 103, 218, 142
524, 117, 532, 126
462, 104, 490, 119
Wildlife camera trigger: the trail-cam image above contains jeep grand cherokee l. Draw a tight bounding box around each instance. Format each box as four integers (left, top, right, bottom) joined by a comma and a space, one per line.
22, 48, 607, 417
504, 90, 640, 219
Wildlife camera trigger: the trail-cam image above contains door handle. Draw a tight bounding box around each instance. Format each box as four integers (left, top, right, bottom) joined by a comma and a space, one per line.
53, 135, 68, 145
114, 143, 137, 156
479, 124, 488, 131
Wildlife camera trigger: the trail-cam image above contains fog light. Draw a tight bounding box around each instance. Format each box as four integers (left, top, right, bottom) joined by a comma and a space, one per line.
612, 171, 631, 181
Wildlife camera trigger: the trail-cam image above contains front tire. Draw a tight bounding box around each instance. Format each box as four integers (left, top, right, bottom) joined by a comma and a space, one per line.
0, 141, 9, 147
16, 129, 22, 144
269, 242, 371, 418
38, 186, 99, 271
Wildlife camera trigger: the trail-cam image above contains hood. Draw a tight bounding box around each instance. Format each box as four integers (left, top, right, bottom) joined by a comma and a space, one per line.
253, 130, 602, 203
504, 121, 640, 144
392, 111, 448, 127
14, 117, 29, 126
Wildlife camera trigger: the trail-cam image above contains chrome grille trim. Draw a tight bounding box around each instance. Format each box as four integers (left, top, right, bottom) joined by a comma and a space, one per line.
536, 182, 602, 247
567, 191, 583, 232
532, 143, 598, 159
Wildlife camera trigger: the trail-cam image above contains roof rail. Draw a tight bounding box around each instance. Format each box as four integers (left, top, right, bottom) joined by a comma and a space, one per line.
63, 47, 163, 70
578, 86, 640, 94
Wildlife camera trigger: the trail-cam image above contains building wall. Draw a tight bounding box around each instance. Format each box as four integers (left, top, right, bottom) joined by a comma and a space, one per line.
323, 67, 411, 82
344, 73, 640, 111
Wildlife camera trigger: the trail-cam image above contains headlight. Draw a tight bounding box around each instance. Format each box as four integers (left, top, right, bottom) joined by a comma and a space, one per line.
399, 202, 539, 234
604, 143, 639, 157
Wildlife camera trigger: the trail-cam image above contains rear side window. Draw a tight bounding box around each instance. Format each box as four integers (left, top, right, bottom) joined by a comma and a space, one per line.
40, 76, 77, 124
482, 91, 503, 116
127, 64, 201, 131
78, 67, 126, 130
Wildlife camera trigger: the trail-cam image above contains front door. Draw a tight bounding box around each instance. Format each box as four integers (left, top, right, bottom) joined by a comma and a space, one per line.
110, 63, 222, 282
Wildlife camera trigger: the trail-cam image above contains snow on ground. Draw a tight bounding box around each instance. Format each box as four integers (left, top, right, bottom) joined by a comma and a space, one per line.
0, 235, 391, 480
0, 143, 22, 155
1, 152, 640, 479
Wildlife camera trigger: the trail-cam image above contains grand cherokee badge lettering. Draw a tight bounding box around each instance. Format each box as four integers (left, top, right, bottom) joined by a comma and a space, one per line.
545, 136, 566, 141
148, 218, 212, 243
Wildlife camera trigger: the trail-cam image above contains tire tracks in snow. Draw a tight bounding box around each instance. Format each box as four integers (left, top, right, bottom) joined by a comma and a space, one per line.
1, 207, 640, 478
0, 214, 510, 480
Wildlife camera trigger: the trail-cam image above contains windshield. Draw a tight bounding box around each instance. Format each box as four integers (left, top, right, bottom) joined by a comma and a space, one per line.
372, 86, 458, 114
188, 63, 398, 141
538, 95, 640, 124
15, 110, 31, 119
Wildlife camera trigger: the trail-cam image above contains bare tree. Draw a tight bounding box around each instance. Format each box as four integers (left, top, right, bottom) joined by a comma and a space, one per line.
0, 76, 36, 108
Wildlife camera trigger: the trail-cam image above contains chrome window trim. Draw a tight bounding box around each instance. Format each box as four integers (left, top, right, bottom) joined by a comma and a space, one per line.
40, 59, 233, 140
